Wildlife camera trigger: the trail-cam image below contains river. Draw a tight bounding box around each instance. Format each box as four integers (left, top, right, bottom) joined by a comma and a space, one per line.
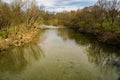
0, 27, 120, 80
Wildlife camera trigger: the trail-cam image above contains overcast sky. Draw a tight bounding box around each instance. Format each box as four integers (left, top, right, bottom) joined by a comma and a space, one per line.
4, 0, 97, 12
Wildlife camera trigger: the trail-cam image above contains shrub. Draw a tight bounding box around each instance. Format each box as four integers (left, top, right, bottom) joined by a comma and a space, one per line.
77, 21, 86, 27
102, 22, 111, 31
0, 30, 7, 38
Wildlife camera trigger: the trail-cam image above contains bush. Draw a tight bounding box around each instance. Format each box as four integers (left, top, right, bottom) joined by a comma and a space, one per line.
102, 22, 111, 31
77, 21, 86, 27
96, 23, 101, 28
0, 30, 7, 38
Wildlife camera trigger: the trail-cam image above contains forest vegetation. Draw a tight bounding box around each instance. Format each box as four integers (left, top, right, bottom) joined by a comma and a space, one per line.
51, 0, 120, 46
0, 0, 50, 51
0, 0, 120, 51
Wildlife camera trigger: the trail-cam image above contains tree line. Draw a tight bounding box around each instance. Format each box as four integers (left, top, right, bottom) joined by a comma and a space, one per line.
0, 0, 51, 38
0, 0, 120, 46
51, 0, 120, 46
0, 0, 38, 28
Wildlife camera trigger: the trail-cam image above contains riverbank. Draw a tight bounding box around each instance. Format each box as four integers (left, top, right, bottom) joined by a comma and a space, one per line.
51, 24, 120, 47
0, 24, 40, 51
71, 27, 120, 47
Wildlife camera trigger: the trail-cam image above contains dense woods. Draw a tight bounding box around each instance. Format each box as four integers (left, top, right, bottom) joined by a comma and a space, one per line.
0, 0, 120, 50
0, 0, 50, 50
0, 0, 38, 36
0, 0, 51, 36
51, 0, 120, 46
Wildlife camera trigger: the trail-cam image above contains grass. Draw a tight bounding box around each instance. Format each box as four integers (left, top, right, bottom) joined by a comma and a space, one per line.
0, 30, 7, 38
0, 24, 40, 51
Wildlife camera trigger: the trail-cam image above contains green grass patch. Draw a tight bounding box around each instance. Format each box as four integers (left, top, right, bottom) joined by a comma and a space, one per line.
102, 22, 111, 31
0, 30, 7, 38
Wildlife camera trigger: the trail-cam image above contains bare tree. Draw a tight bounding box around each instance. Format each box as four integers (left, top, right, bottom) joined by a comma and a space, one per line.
25, 0, 40, 28
97, 0, 120, 31
96, 0, 107, 29
105, 0, 120, 31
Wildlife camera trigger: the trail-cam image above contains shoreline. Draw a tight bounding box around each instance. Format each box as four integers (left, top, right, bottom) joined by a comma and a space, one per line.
72, 27, 120, 48
0, 26, 40, 51
53, 24, 120, 48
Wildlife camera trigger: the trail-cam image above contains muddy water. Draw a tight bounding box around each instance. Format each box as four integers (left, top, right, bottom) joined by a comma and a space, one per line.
0, 28, 120, 80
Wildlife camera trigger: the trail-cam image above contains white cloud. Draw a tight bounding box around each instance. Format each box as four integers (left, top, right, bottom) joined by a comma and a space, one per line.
4, 0, 97, 12
36, 0, 57, 7
35, 0, 97, 12
48, 6, 82, 12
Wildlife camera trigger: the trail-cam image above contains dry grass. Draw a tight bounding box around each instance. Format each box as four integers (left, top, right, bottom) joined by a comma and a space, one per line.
0, 24, 40, 51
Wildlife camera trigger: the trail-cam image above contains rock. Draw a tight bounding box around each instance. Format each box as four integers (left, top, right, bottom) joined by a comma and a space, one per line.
69, 61, 74, 64
13, 40, 19, 46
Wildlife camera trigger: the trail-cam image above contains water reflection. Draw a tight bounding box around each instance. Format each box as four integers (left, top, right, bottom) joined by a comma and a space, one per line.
0, 43, 44, 74
56, 28, 120, 79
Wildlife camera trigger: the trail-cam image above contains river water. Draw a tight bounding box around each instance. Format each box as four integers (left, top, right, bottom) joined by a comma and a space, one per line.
0, 28, 120, 80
